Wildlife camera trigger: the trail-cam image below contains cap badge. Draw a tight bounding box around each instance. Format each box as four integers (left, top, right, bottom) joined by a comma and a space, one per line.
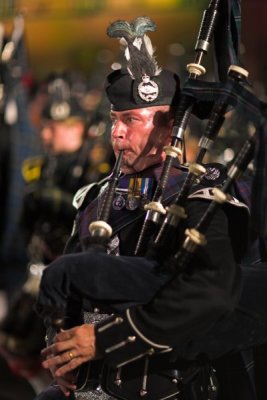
138, 74, 159, 102
51, 101, 70, 120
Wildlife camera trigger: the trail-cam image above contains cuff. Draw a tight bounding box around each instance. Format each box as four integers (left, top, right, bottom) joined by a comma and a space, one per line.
95, 309, 172, 368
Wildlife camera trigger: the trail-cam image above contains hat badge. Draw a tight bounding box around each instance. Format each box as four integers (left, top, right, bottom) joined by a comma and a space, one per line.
138, 74, 159, 102
50, 101, 70, 120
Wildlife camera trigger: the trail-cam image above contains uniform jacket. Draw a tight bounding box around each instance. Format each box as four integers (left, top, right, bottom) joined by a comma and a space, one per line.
37, 161, 250, 400
38, 161, 249, 351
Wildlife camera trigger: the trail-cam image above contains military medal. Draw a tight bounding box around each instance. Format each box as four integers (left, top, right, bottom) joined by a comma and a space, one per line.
140, 177, 153, 209
126, 177, 140, 210
126, 197, 140, 210
112, 193, 126, 210
126, 177, 153, 210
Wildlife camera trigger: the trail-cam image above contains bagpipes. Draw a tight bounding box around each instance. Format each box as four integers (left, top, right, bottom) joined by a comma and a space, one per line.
152, 64, 250, 257
135, 0, 221, 256
81, 150, 124, 251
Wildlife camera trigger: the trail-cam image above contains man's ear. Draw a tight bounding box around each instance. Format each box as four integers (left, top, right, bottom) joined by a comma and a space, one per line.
155, 110, 173, 128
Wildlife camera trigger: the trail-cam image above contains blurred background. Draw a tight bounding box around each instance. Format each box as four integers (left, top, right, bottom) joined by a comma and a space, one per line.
0, 1, 266, 399
0, 0, 266, 89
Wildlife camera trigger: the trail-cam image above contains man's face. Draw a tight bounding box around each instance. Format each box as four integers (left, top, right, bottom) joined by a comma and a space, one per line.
40, 119, 84, 154
110, 105, 172, 174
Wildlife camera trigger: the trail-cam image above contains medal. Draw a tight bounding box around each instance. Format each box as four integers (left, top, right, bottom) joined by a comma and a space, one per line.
126, 197, 140, 210
126, 177, 141, 210
140, 196, 150, 210
125, 177, 153, 210
112, 194, 126, 210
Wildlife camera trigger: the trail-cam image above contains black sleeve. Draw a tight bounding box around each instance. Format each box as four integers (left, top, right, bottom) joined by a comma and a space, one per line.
95, 199, 242, 367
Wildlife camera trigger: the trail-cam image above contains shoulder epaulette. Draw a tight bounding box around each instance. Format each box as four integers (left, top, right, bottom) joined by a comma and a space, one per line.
72, 175, 110, 210
188, 187, 248, 209
188, 162, 249, 210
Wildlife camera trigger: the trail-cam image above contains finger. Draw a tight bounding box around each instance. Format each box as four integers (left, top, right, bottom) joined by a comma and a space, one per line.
53, 377, 77, 397
58, 384, 72, 397
41, 340, 73, 358
57, 379, 77, 391
55, 356, 84, 377
56, 328, 76, 341
42, 350, 76, 369
55, 372, 77, 385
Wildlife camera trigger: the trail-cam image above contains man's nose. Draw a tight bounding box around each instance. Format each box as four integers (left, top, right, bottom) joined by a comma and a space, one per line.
112, 121, 126, 139
40, 126, 52, 143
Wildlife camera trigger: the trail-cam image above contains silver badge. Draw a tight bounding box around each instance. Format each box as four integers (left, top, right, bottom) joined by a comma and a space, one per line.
204, 167, 220, 181
113, 194, 126, 210
51, 101, 70, 120
138, 75, 159, 102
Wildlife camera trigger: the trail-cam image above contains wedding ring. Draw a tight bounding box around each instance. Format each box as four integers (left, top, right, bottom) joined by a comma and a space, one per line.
69, 351, 74, 361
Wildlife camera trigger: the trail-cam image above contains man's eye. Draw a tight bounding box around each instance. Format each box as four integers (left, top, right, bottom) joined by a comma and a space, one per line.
126, 117, 138, 123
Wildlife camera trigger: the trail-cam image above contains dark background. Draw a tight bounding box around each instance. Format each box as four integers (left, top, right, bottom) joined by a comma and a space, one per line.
0, 0, 266, 98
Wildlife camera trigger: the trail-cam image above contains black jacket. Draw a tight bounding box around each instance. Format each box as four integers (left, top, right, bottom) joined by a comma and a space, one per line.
37, 163, 249, 364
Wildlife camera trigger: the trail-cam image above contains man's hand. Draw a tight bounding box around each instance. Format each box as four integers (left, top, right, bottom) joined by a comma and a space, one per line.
41, 324, 96, 384
49, 367, 77, 397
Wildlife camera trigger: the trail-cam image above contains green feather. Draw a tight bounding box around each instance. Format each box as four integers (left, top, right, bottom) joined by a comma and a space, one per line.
131, 17, 156, 37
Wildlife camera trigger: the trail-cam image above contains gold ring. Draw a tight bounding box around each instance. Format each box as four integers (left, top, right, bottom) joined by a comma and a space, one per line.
69, 351, 74, 361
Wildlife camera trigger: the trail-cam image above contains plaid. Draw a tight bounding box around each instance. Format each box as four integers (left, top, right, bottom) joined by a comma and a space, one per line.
214, 0, 241, 81
184, 79, 263, 126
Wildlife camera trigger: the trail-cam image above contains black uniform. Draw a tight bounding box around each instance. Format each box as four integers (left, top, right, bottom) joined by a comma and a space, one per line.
36, 162, 251, 400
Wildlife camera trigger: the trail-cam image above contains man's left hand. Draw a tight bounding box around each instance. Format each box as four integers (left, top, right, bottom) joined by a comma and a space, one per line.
41, 324, 96, 377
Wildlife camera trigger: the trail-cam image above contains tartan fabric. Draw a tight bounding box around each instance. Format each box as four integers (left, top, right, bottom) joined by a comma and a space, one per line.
214, 0, 242, 81
184, 79, 263, 125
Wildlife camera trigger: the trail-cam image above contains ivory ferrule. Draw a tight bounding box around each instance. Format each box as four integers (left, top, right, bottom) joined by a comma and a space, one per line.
163, 145, 182, 159
186, 63, 206, 76
212, 188, 227, 204
144, 201, 166, 215
89, 220, 113, 238
189, 163, 206, 177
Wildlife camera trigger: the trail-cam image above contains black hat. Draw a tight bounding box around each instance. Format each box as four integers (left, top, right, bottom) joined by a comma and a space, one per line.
105, 68, 180, 111
105, 17, 180, 111
42, 76, 86, 121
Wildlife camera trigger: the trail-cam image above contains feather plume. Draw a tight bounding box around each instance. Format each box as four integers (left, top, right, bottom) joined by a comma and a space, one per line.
107, 17, 161, 79
131, 16, 156, 37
